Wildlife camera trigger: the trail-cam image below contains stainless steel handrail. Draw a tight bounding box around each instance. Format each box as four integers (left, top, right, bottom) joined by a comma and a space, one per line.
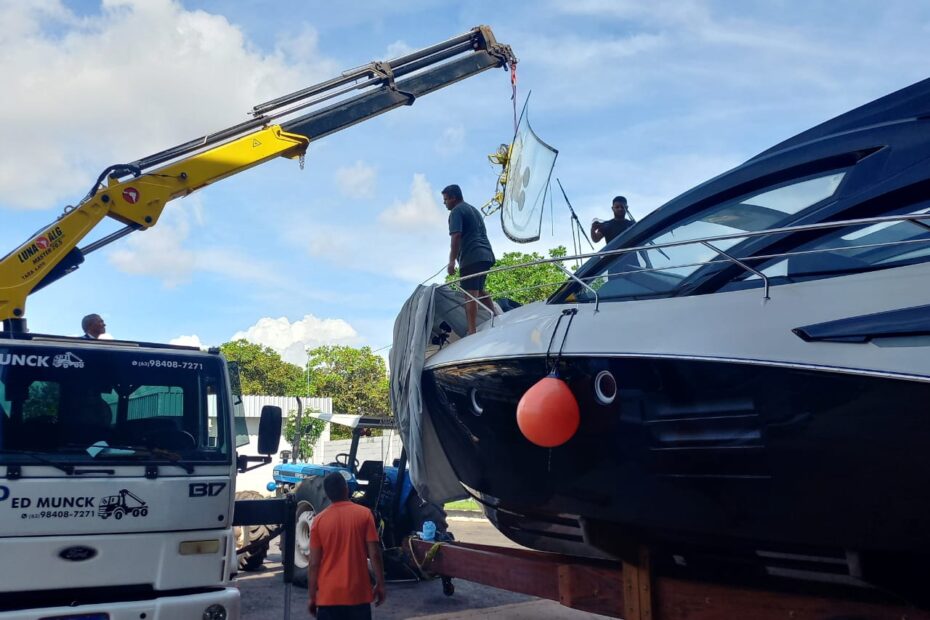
439, 213, 930, 305
450, 284, 497, 327
556, 263, 599, 312
701, 241, 771, 300
440, 213, 930, 293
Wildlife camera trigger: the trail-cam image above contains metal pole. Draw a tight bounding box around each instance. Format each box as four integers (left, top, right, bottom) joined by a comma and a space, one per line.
293, 397, 303, 463
283, 493, 296, 620
557, 178, 595, 251
306, 348, 311, 399
348, 428, 362, 476
390, 448, 409, 548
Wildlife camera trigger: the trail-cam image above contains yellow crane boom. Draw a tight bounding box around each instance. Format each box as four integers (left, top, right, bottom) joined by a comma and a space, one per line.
0, 26, 516, 331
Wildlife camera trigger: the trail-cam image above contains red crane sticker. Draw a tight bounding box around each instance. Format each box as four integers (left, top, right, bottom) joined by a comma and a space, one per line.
35, 237, 50, 250
122, 187, 140, 204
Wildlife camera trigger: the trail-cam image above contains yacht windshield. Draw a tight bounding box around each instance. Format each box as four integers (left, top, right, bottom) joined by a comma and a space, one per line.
0, 346, 229, 465
569, 170, 847, 302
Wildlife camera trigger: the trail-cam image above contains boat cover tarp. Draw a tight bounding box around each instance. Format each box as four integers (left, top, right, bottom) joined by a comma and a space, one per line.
389, 284, 481, 504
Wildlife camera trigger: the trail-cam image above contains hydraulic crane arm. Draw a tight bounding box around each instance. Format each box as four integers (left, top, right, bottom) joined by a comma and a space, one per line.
0, 26, 515, 329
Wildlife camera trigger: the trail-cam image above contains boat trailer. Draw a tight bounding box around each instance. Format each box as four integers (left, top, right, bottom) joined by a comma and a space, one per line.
407, 539, 930, 619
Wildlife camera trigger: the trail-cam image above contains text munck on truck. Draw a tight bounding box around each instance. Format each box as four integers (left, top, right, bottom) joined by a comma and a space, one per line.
0, 27, 515, 619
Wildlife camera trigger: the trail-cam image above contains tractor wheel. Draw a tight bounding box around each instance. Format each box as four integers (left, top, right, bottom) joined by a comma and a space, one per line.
234, 490, 272, 572
288, 475, 331, 588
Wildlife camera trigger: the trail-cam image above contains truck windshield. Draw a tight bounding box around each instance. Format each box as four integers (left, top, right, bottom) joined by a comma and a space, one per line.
0, 345, 229, 465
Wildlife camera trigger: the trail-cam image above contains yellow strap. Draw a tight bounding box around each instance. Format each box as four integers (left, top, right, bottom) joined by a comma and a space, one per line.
406, 537, 444, 580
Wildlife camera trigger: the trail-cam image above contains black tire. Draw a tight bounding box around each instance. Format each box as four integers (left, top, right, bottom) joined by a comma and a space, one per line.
235, 490, 272, 572
289, 476, 331, 588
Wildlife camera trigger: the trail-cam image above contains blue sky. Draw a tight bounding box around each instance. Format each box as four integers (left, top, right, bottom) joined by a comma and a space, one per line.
3, 0, 930, 364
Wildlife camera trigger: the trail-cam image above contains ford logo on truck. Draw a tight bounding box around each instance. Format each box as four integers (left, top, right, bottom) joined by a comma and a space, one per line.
59, 546, 97, 562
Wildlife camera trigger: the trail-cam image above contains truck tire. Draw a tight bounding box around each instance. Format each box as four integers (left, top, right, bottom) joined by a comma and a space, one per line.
235, 490, 272, 572
289, 475, 331, 588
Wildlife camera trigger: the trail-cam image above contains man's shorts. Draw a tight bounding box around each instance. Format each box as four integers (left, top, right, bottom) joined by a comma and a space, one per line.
317, 604, 371, 620
460, 261, 493, 291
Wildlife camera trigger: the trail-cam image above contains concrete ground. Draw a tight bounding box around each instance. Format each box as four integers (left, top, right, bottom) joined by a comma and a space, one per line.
235, 515, 611, 619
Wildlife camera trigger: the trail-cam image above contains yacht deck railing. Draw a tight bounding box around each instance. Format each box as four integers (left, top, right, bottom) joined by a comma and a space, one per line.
438, 212, 930, 320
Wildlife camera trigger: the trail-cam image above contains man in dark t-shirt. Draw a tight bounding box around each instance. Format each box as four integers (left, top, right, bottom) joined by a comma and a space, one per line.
444, 184, 496, 335
591, 195, 633, 245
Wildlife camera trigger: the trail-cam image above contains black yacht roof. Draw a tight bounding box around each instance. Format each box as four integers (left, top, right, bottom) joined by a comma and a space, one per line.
752, 76, 930, 162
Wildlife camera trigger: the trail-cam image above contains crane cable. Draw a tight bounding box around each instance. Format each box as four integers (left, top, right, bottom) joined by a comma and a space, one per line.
510, 61, 518, 133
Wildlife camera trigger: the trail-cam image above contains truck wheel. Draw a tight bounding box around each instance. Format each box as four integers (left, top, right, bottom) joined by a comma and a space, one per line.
289, 475, 330, 588
234, 490, 272, 572
114, 510, 124, 520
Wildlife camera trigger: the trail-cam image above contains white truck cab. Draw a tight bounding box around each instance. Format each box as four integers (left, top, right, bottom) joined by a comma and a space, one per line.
0, 334, 279, 619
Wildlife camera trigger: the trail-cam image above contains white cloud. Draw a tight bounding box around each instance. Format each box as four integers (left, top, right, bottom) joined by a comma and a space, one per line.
170, 334, 207, 349
435, 125, 466, 156
232, 315, 363, 365
107, 203, 199, 287
335, 161, 377, 198
378, 174, 445, 230
300, 173, 451, 282
384, 40, 415, 60
0, 0, 338, 211
105, 197, 316, 292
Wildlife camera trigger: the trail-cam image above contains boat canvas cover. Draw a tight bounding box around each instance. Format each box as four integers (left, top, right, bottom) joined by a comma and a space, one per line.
390, 284, 470, 504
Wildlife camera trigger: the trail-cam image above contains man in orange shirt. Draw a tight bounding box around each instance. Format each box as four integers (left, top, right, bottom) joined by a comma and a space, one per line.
308, 472, 386, 619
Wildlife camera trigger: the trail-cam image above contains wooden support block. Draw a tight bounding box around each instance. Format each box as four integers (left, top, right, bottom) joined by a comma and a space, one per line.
557, 563, 623, 617
622, 546, 654, 620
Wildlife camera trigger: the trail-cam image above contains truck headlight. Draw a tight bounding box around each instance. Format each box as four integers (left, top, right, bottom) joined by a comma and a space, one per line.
203, 604, 227, 620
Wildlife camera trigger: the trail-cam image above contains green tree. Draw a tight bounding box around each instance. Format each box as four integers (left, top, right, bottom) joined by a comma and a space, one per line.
220, 340, 304, 396
306, 345, 390, 440
447, 246, 569, 305
283, 410, 327, 461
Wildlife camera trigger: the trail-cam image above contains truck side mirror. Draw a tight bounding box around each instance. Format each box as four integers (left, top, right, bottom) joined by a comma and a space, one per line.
257, 405, 282, 455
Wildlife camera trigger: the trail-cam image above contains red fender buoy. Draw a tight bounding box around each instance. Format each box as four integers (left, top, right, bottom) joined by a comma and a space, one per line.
516, 374, 580, 447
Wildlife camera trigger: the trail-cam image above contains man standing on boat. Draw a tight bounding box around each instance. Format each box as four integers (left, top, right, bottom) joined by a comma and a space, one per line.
591, 196, 633, 244
443, 184, 497, 335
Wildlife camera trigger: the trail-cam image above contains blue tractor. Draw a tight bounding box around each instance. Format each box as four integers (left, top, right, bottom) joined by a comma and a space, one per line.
269, 405, 448, 587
